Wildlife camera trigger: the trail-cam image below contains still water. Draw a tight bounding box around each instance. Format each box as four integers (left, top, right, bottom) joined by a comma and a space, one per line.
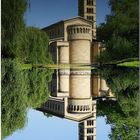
2, 62, 139, 140
4, 109, 111, 140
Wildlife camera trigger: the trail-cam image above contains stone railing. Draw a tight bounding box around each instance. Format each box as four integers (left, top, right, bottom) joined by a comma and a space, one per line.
67, 25, 92, 41
67, 98, 92, 113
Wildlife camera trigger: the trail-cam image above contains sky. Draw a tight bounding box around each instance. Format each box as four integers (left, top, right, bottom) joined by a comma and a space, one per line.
5, 109, 111, 140
25, 0, 110, 28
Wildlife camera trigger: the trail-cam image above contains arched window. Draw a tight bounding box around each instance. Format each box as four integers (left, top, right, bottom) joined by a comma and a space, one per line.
87, 0, 93, 6
86, 105, 88, 111
83, 106, 86, 111
83, 28, 86, 33
77, 106, 80, 111
74, 105, 76, 111
80, 28, 82, 33
73, 28, 76, 33
77, 28, 79, 33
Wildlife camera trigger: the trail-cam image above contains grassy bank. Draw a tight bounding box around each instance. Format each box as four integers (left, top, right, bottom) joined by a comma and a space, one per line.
116, 58, 139, 67
117, 61, 139, 67
100, 58, 139, 68
21, 63, 96, 70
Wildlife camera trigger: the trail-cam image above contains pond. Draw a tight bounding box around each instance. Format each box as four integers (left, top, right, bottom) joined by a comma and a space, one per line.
2, 62, 139, 140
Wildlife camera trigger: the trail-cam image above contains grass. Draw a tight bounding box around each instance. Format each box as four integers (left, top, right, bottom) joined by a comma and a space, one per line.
117, 61, 139, 67
21, 63, 96, 70
101, 58, 139, 68
21, 64, 32, 70
115, 58, 138, 64
21, 58, 139, 69
115, 58, 139, 67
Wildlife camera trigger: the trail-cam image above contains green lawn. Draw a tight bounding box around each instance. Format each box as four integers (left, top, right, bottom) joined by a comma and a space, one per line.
21, 58, 139, 69
21, 64, 95, 70
117, 61, 139, 67
106, 58, 139, 68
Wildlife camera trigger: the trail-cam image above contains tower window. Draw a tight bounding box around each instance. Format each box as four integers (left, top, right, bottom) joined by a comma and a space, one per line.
87, 120, 94, 126
87, 8, 94, 13
87, 0, 93, 6
87, 128, 94, 133
87, 16, 94, 21
87, 136, 94, 140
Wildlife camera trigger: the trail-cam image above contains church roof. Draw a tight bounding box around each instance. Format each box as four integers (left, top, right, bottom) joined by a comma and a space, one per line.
42, 16, 93, 30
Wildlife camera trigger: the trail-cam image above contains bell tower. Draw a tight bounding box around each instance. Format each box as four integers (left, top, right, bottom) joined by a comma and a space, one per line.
78, 0, 96, 39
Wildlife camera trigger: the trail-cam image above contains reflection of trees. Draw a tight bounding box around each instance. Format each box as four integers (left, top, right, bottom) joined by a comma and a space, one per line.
2, 0, 53, 138
43, 113, 53, 118
2, 59, 53, 139
97, 66, 139, 140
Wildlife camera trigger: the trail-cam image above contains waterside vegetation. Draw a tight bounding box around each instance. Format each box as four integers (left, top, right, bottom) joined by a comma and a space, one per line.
2, 0, 53, 139
97, 66, 139, 139
97, 0, 139, 67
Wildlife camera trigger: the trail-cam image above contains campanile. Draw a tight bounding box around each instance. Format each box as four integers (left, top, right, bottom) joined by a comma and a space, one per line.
78, 0, 96, 39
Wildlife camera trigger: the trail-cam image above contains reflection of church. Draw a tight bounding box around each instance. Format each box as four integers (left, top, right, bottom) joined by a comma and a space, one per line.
37, 0, 115, 140
38, 69, 115, 140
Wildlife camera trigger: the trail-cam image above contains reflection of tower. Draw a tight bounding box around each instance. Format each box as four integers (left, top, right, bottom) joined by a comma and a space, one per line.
68, 70, 92, 113
79, 100, 96, 140
67, 25, 92, 64
78, 0, 96, 39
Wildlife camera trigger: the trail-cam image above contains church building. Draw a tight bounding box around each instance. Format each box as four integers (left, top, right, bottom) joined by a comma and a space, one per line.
37, 1, 115, 140
42, 0, 104, 65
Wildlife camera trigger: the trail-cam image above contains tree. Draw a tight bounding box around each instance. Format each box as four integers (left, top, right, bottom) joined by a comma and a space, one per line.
1, 0, 28, 58
97, 0, 139, 62
15, 27, 53, 65
1, 59, 53, 139
97, 66, 139, 139
1, 0, 53, 139
2, 0, 52, 65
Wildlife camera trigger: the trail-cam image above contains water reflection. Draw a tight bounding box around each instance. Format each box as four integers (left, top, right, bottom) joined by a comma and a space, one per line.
2, 62, 139, 140
98, 67, 139, 140
37, 68, 116, 140
1, 60, 53, 139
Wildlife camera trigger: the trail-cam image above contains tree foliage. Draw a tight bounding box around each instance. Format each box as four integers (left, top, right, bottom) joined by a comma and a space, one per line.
1, 0, 28, 58
2, 0, 52, 65
1, 59, 53, 139
1, 0, 54, 139
15, 27, 53, 65
1, 0, 53, 139
97, 67, 139, 140
97, 0, 139, 62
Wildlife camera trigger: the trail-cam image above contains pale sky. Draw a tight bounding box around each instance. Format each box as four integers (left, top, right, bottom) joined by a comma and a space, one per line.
25, 0, 110, 28
5, 109, 111, 140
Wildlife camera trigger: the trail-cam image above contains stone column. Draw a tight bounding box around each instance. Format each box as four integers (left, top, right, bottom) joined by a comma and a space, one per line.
58, 45, 69, 64
92, 75, 100, 97
67, 25, 92, 64
68, 70, 92, 113
57, 69, 70, 97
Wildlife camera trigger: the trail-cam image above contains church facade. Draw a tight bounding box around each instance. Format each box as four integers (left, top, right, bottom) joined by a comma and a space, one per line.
42, 0, 104, 65
42, 16, 103, 65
